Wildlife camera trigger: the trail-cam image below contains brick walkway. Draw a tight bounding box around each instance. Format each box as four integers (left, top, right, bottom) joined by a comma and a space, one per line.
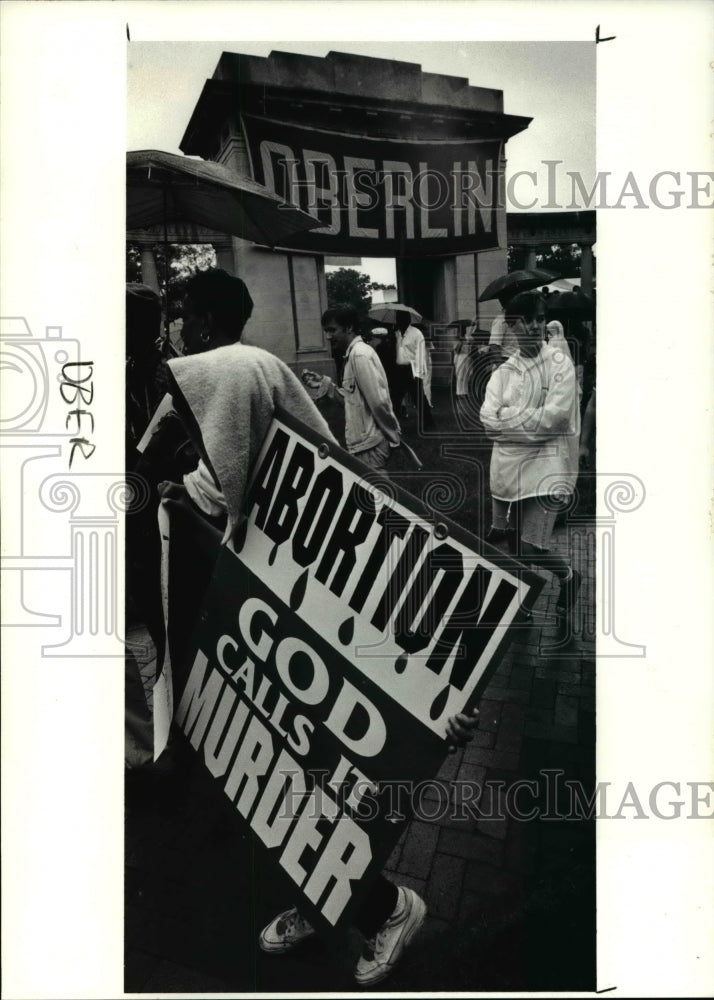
125, 515, 596, 993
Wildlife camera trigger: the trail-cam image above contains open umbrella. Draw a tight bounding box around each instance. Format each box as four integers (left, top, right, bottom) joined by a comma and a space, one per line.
368, 303, 422, 324
128, 150, 322, 344
127, 150, 322, 247
478, 268, 558, 303
547, 290, 594, 319
541, 277, 580, 294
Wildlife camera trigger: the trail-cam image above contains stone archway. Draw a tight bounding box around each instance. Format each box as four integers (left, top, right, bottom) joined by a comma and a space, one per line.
166, 49, 531, 369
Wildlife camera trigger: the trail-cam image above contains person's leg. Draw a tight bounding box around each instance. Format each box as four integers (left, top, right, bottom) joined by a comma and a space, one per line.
517, 496, 567, 575
517, 497, 581, 639
485, 498, 516, 551
388, 371, 404, 419
401, 367, 416, 417
357, 438, 391, 475
353, 874, 399, 937
259, 874, 425, 986
257, 875, 399, 945
414, 377, 434, 430
353, 878, 426, 985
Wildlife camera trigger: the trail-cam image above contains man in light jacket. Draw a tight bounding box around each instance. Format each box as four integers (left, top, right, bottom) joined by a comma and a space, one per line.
304, 306, 402, 473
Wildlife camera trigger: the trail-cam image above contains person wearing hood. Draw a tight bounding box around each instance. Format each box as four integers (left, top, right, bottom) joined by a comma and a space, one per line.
480, 290, 582, 645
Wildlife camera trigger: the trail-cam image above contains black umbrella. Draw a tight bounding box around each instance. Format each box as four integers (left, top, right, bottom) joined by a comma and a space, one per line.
127, 149, 322, 343
547, 290, 595, 319
127, 149, 321, 246
478, 268, 559, 303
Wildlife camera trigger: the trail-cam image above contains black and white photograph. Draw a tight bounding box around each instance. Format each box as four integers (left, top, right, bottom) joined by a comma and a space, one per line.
1, 3, 713, 999
124, 38, 597, 994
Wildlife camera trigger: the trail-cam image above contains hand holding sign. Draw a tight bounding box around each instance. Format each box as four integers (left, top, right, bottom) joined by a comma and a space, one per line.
445, 707, 480, 752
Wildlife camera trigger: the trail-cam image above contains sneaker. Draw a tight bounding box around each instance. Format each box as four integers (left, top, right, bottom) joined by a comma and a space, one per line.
258, 907, 315, 953
354, 886, 427, 986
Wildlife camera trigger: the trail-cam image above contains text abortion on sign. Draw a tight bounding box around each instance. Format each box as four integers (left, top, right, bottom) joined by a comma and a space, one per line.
241, 116, 502, 256
174, 410, 540, 939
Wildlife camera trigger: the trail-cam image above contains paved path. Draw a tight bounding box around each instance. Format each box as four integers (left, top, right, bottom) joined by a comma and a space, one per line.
125, 514, 596, 993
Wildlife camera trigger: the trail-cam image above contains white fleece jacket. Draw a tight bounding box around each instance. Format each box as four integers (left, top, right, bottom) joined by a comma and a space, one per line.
168, 343, 335, 540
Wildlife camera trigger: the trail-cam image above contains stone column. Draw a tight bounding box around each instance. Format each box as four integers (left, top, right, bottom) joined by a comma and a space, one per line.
140, 248, 160, 294
213, 238, 235, 275
524, 246, 538, 270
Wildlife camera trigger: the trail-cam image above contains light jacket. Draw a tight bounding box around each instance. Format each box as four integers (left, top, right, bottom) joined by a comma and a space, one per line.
480, 343, 580, 501
396, 325, 427, 380
332, 336, 401, 454
168, 343, 335, 540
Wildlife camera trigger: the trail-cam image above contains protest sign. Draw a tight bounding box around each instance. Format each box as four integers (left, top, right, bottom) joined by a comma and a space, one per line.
172, 407, 542, 940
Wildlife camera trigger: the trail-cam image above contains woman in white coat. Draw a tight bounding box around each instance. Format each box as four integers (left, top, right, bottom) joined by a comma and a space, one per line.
480, 291, 582, 643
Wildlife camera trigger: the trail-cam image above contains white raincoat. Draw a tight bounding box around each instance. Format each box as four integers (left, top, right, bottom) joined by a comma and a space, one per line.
480, 343, 580, 501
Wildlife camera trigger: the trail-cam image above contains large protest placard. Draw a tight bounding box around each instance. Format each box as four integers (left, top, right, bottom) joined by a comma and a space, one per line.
172, 407, 542, 940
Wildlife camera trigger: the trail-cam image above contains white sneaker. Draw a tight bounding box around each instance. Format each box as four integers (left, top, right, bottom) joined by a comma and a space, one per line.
354, 886, 427, 985
258, 907, 315, 953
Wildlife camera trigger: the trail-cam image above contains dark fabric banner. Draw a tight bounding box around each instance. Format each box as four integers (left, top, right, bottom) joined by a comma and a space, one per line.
242, 116, 502, 256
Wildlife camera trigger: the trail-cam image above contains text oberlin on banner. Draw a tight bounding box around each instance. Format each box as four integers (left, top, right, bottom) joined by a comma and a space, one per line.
242, 115, 501, 256
173, 409, 541, 940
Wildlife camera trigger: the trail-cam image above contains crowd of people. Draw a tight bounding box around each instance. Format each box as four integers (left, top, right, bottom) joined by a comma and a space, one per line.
125, 266, 595, 985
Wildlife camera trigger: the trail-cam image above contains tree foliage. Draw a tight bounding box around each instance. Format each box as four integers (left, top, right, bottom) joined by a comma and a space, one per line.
325, 268, 375, 323
126, 244, 217, 319
507, 243, 591, 278
536, 243, 583, 277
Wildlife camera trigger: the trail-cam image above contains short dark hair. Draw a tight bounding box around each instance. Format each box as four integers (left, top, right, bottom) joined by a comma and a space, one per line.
184, 268, 254, 340
504, 290, 545, 324
321, 305, 360, 332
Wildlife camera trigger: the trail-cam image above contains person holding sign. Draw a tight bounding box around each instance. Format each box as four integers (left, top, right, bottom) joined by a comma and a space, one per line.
258, 710, 479, 986
480, 291, 581, 644
302, 306, 402, 474
153, 269, 338, 725
153, 275, 481, 985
